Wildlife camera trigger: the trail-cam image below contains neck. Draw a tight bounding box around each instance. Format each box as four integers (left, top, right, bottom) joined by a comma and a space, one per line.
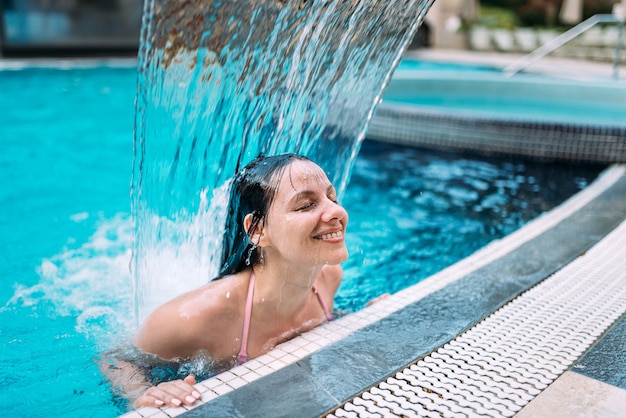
251, 261, 323, 318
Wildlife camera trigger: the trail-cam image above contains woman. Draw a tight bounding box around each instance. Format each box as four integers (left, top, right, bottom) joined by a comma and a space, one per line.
130, 154, 349, 408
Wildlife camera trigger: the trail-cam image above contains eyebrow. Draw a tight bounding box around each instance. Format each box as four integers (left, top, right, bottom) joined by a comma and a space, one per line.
288, 185, 335, 203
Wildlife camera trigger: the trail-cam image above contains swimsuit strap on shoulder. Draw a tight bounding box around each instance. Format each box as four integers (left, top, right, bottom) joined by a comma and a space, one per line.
237, 275, 334, 365
312, 284, 335, 321
236, 271, 255, 365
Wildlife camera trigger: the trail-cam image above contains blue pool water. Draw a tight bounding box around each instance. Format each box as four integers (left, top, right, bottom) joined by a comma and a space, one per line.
395, 59, 498, 72
0, 63, 605, 416
389, 59, 626, 126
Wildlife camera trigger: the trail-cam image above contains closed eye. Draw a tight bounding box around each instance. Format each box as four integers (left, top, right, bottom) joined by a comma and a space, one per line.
291, 185, 338, 211
327, 189, 338, 204
296, 201, 316, 211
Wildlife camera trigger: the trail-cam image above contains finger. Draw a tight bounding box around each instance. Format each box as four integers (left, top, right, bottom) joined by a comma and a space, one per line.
183, 375, 201, 400
134, 394, 165, 408
145, 384, 186, 407
154, 380, 200, 406
366, 293, 387, 306
167, 379, 201, 404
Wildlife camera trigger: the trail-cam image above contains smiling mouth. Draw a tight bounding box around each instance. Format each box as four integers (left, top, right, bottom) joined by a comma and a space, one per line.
314, 231, 343, 240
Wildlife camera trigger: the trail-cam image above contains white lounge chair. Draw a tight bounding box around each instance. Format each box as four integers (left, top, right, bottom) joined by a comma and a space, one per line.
492, 29, 516, 52
469, 26, 493, 51
514, 28, 537, 52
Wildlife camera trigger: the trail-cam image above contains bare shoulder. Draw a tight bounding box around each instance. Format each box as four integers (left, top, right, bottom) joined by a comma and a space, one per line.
134, 275, 246, 359
319, 264, 343, 295
133, 287, 207, 359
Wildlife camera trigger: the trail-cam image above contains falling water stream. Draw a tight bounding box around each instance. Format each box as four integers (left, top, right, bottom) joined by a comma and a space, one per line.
131, 0, 435, 323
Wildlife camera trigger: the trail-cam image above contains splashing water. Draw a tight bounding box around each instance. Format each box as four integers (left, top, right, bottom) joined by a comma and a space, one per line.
4, 214, 134, 349
132, 0, 435, 323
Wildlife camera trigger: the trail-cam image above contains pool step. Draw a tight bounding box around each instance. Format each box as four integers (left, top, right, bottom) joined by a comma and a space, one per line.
327, 218, 626, 418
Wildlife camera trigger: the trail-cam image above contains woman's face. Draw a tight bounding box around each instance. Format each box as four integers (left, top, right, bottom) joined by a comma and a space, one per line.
260, 159, 349, 267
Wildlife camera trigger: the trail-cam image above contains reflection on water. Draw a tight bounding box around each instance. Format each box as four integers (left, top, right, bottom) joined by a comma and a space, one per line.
337, 140, 605, 311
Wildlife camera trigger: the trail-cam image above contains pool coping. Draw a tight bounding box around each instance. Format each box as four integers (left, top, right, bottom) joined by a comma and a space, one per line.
403, 49, 626, 83
330, 206, 626, 416
120, 163, 626, 418
367, 102, 626, 164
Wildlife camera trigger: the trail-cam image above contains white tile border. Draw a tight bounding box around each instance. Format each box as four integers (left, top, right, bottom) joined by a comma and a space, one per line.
125, 164, 625, 418
331, 216, 626, 416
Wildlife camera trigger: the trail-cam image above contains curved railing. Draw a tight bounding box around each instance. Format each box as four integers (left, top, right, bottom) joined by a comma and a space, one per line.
504, 14, 625, 78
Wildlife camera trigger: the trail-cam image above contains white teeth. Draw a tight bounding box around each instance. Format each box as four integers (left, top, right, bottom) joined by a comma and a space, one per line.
317, 231, 342, 240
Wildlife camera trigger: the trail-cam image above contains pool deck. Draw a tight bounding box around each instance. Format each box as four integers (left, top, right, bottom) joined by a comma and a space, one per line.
121, 160, 626, 418
115, 51, 626, 417
404, 48, 626, 82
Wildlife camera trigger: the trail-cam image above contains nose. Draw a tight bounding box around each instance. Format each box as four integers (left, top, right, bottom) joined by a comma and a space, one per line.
321, 198, 348, 225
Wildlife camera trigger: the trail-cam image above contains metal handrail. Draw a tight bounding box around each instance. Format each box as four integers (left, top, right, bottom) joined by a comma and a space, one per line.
503, 14, 625, 78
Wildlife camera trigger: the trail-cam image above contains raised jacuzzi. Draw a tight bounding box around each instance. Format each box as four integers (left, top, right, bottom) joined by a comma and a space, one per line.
369, 60, 626, 163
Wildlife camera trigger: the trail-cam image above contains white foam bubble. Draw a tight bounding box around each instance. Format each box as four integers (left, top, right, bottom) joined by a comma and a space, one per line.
4, 181, 231, 348
4, 214, 134, 348
70, 212, 89, 222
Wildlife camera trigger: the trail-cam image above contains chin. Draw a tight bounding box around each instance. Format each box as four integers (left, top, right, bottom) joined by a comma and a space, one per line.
310, 242, 348, 265
327, 248, 348, 264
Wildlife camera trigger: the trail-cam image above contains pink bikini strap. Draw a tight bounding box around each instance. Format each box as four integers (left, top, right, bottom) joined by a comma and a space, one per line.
312, 284, 335, 321
237, 275, 334, 365
236, 271, 255, 365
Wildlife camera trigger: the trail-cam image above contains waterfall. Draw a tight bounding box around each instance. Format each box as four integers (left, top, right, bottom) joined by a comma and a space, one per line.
131, 0, 435, 324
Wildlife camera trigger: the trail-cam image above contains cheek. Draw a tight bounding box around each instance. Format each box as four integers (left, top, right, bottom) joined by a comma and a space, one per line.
282, 213, 319, 239
267, 213, 305, 243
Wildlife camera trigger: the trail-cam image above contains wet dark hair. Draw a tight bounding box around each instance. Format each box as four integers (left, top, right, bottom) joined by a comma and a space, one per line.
218, 153, 313, 277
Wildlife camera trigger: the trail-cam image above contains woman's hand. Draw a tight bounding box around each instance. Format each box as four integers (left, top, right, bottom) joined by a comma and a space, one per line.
134, 375, 201, 408
366, 293, 390, 307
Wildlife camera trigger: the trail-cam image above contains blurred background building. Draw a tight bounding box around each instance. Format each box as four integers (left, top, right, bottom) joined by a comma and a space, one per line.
1, 0, 624, 60
0, 0, 142, 57
412, 0, 624, 62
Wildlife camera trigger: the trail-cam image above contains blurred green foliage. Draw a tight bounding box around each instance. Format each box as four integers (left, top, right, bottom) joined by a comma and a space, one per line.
476, 6, 520, 29
478, 0, 616, 28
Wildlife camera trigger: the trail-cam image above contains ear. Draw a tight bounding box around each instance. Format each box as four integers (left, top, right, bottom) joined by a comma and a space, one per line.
243, 213, 264, 245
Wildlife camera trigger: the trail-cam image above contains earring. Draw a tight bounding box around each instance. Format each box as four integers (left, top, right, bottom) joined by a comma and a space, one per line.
245, 244, 257, 266
259, 246, 265, 265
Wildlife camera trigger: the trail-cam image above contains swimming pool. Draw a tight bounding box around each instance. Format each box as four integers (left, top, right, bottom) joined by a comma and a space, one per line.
0, 62, 605, 416
392, 58, 626, 126
370, 58, 626, 164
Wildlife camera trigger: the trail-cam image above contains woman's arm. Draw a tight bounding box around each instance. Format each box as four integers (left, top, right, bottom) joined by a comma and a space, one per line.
101, 357, 152, 403
101, 356, 200, 408
134, 296, 205, 360
104, 297, 206, 409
